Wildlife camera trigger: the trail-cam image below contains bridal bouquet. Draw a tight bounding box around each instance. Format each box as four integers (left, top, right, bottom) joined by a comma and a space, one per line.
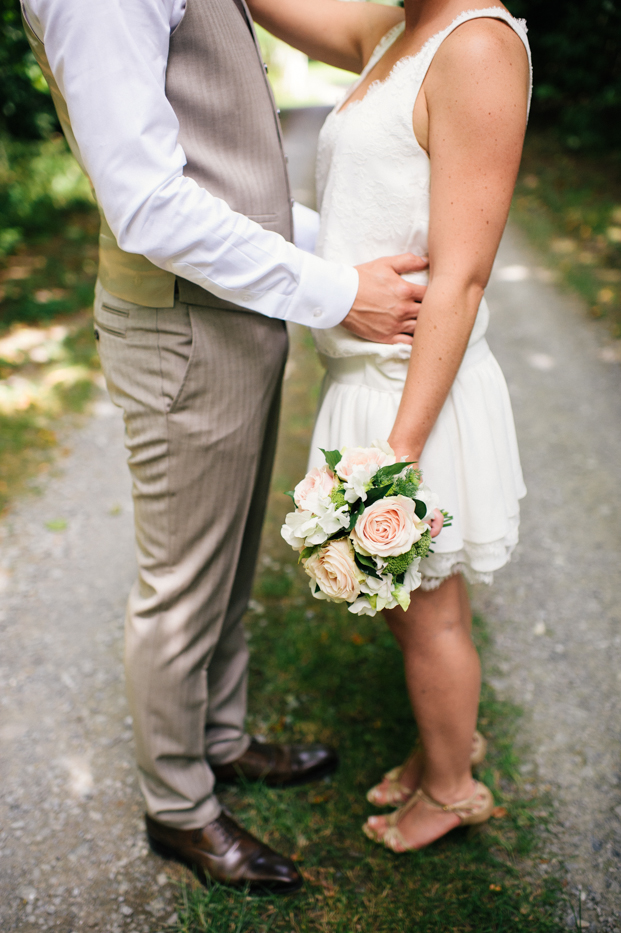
281, 441, 446, 617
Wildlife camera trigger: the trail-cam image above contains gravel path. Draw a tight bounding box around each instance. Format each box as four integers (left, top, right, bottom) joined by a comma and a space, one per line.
0, 399, 185, 932
1, 109, 621, 930
476, 227, 621, 929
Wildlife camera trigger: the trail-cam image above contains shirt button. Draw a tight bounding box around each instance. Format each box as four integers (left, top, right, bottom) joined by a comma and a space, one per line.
312, 308, 322, 318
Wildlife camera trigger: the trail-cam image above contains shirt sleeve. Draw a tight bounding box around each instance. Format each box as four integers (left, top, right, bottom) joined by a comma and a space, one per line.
23, 0, 359, 327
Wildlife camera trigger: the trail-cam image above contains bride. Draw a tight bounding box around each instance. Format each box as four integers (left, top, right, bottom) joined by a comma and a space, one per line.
248, 0, 531, 850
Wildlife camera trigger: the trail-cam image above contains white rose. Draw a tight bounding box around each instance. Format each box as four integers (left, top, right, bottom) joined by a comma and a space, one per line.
348, 596, 378, 616
360, 572, 396, 611
281, 510, 327, 550
304, 537, 365, 603
294, 466, 338, 513
402, 557, 422, 594
336, 442, 396, 503
316, 501, 350, 537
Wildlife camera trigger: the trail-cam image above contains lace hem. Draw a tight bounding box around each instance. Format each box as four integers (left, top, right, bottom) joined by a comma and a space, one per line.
419, 521, 519, 591
420, 564, 495, 591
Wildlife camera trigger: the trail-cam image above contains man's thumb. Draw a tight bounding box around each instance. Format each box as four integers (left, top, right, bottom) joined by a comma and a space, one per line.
386, 252, 429, 275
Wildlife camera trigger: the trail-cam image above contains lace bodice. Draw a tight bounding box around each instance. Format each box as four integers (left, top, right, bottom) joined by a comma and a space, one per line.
313, 8, 531, 360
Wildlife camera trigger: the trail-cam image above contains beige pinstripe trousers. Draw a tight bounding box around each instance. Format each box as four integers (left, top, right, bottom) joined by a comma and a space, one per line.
94, 282, 288, 829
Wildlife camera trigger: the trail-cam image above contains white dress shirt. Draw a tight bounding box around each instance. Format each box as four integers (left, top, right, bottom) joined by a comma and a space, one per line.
21, 0, 358, 326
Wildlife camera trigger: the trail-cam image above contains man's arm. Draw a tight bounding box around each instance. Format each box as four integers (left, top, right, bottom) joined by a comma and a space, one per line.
24, 0, 425, 340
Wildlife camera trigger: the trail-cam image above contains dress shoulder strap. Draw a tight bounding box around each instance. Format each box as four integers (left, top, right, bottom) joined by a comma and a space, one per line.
417, 8, 532, 114
360, 21, 406, 82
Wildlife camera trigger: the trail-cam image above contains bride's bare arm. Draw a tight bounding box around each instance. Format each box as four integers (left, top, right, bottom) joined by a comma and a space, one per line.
246, 0, 402, 74
388, 18, 529, 461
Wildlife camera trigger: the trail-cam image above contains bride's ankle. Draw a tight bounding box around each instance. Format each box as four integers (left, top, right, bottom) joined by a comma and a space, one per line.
399, 748, 424, 786
420, 775, 475, 805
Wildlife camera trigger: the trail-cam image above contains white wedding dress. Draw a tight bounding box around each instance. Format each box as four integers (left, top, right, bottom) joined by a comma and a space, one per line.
308, 8, 531, 589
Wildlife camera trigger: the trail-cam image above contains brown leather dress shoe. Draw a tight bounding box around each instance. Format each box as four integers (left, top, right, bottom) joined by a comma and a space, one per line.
212, 739, 338, 787
146, 811, 301, 894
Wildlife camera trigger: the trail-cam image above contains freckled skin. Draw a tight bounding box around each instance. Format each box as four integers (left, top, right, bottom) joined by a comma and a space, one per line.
247, 0, 529, 850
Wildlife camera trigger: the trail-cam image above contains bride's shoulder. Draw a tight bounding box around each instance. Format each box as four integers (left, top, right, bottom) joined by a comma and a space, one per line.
438, 14, 527, 64
429, 14, 529, 90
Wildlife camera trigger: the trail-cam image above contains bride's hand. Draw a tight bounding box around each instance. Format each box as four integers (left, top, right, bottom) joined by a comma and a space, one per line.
342, 253, 428, 344
428, 509, 444, 539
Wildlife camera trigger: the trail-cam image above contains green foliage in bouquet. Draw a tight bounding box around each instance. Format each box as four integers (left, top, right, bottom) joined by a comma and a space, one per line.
389, 466, 421, 499
385, 529, 432, 578
329, 485, 347, 510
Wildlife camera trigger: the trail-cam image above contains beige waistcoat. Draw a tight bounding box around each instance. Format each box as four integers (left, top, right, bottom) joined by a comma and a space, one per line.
23, 0, 293, 308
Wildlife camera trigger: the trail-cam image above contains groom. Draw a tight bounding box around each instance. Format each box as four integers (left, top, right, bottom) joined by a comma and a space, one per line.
22, 0, 426, 893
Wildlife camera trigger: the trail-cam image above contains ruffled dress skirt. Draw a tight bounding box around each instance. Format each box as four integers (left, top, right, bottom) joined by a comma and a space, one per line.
307, 331, 526, 590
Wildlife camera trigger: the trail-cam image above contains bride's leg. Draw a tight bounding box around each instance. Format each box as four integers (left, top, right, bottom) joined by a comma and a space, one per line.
367, 574, 481, 848
370, 573, 474, 801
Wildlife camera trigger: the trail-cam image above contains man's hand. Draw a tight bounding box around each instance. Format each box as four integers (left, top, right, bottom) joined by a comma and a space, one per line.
342, 254, 429, 344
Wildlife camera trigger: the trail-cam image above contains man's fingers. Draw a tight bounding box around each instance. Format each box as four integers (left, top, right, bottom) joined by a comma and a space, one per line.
386, 252, 429, 275
389, 333, 414, 345
395, 280, 427, 302
396, 317, 417, 334
405, 283, 427, 302
394, 302, 421, 323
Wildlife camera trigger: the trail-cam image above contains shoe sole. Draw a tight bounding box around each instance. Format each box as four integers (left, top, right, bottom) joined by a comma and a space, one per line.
147, 835, 303, 896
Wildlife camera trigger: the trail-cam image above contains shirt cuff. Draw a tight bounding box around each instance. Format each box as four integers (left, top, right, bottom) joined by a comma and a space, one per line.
284, 252, 359, 329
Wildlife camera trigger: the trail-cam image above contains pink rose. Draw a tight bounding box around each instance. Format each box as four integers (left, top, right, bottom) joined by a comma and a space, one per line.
294, 466, 338, 512
304, 538, 364, 603
336, 442, 395, 482
351, 495, 425, 558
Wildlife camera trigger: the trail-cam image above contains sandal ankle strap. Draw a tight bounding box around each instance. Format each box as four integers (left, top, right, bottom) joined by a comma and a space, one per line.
418, 783, 485, 817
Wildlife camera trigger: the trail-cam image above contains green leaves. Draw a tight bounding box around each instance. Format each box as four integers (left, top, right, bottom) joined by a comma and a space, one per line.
414, 499, 427, 520
374, 460, 414, 487
353, 551, 381, 580
347, 500, 365, 531
364, 483, 394, 507
389, 466, 421, 501
320, 448, 342, 472
414, 528, 432, 560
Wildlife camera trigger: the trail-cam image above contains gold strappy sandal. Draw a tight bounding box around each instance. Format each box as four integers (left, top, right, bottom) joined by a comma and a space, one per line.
363, 780, 494, 852
366, 730, 488, 807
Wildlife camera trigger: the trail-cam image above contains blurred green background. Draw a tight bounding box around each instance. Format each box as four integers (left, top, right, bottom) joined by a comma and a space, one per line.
0, 0, 620, 514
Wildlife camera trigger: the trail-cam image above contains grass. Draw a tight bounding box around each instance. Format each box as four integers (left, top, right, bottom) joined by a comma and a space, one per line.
169, 328, 566, 933
512, 129, 621, 337
0, 133, 100, 513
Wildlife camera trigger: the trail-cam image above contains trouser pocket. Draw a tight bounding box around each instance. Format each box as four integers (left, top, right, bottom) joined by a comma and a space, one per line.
94, 302, 129, 338
93, 282, 194, 417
